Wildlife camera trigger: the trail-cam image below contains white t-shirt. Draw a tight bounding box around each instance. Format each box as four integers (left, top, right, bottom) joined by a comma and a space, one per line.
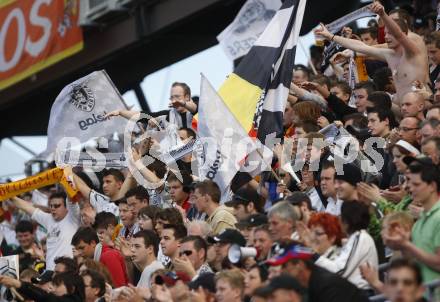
325, 197, 343, 216
89, 190, 119, 216
137, 260, 164, 288
31, 201, 80, 270
157, 245, 170, 267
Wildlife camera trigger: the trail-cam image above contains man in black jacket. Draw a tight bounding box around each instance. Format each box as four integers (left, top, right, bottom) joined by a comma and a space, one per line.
266, 243, 369, 302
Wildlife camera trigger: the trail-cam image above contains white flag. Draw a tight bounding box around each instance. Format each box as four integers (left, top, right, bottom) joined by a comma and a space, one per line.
197, 74, 258, 197
217, 0, 281, 61
45, 70, 127, 154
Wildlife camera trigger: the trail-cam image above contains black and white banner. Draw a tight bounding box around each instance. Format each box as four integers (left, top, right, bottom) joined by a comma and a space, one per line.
326, 5, 374, 34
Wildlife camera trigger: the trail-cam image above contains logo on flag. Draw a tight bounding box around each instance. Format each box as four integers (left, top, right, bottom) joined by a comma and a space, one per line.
70, 83, 96, 112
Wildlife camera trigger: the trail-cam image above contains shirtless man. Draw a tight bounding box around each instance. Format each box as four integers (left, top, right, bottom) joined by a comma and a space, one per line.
315, 2, 429, 105
388, 9, 427, 56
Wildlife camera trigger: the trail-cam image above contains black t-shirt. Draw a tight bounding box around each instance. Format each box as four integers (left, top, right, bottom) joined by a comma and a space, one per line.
10, 246, 38, 273
430, 65, 440, 88
308, 266, 369, 302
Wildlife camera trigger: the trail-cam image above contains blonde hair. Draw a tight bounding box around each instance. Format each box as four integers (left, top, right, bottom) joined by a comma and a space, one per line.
216, 269, 244, 291
383, 211, 414, 231
186, 220, 212, 238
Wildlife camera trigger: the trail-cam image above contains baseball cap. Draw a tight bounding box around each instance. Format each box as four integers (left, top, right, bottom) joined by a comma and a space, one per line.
156, 271, 191, 286
257, 274, 306, 296
224, 187, 262, 208
395, 140, 420, 156
207, 229, 246, 246
188, 273, 216, 293
31, 270, 53, 285
235, 214, 268, 229
266, 243, 314, 266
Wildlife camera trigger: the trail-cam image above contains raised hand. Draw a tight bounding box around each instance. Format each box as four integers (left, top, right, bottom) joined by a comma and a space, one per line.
360, 262, 383, 291
314, 23, 332, 40
296, 221, 313, 247
0, 276, 21, 288
173, 255, 196, 278
300, 81, 318, 91
370, 1, 385, 16
104, 110, 121, 119
341, 26, 352, 38
357, 182, 381, 205
317, 116, 330, 128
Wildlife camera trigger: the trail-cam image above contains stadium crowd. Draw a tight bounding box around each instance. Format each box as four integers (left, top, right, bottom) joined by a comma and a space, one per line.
2, 1, 440, 302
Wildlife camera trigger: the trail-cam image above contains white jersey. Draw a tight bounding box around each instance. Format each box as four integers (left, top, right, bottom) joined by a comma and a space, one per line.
31, 201, 80, 270
137, 260, 164, 289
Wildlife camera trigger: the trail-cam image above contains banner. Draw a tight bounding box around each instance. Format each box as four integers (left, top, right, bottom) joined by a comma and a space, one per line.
0, 0, 83, 90
326, 5, 374, 34
217, 0, 282, 61
45, 70, 127, 154
0, 168, 79, 202
56, 139, 196, 169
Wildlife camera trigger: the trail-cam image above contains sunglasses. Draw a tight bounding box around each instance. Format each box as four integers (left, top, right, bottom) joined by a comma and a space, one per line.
49, 203, 62, 209
179, 250, 193, 257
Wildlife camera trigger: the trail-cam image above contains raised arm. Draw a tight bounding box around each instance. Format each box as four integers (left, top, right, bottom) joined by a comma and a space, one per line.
315, 23, 389, 62
131, 148, 161, 184
370, 2, 419, 57
67, 168, 92, 201
105, 110, 140, 120
11, 196, 36, 216
113, 171, 137, 200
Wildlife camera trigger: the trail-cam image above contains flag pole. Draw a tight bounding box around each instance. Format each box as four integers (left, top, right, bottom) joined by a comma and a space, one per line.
298, 40, 318, 75
256, 148, 281, 182
255, 148, 293, 193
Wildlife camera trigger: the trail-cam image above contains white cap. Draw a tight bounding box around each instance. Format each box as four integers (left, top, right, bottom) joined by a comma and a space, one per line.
395, 140, 420, 156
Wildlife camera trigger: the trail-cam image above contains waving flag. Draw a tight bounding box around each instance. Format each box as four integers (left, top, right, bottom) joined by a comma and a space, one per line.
45, 70, 127, 154
218, 0, 307, 144
217, 0, 282, 61
197, 74, 258, 198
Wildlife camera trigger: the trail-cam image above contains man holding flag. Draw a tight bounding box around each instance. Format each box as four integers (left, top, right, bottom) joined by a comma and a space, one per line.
192, 0, 307, 199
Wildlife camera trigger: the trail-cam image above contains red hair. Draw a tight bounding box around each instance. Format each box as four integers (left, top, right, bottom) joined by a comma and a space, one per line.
308, 212, 344, 246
